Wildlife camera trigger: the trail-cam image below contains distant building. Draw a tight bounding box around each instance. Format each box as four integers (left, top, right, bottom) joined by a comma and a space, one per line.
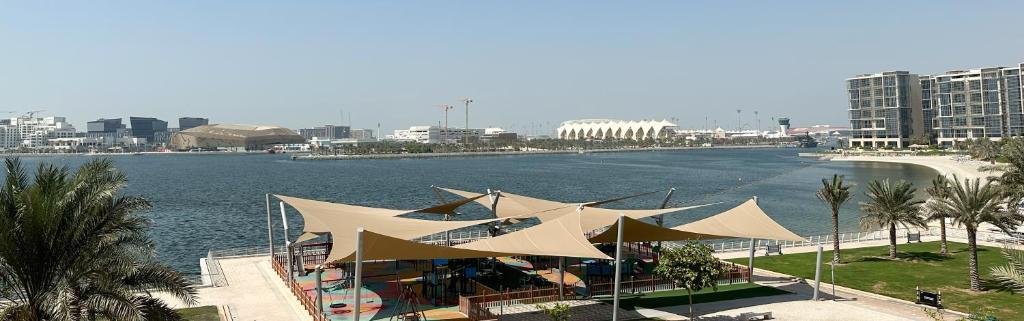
298, 125, 350, 141
389, 126, 485, 144
178, 117, 209, 131
129, 117, 169, 142
480, 128, 518, 142
87, 118, 125, 133
170, 124, 305, 151
557, 119, 678, 140
0, 116, 77, 149
350, 128, 376, 140
777, 118, 790, 137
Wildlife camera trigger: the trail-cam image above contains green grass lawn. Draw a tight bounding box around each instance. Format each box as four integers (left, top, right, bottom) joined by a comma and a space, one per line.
597, 282, 790, 310
176, 306, 219, 321
727, 241, 1020, 319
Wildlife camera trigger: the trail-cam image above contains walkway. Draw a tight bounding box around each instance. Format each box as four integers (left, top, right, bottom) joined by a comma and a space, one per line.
157, 256, 313, 321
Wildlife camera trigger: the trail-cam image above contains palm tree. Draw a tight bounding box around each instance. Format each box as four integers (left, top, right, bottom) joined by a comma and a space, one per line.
816, 174, 853, 263
0, 158, 196, 320
990, 246, 1024, 294
934, 175, 1021, 291
859, 179, 926, 259
995, 138, 1024, 209
924, 175, 952, 255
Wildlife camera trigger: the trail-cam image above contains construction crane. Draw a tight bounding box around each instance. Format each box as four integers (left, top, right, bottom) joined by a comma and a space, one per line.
24, 110, 45, 118
435, 104, 454, 143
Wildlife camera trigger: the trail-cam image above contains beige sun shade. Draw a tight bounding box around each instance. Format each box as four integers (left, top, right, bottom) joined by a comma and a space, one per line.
440, 188, 569, 218
588, 216, 719, 243
672, 199, 805, 242
439, 187, 714, 228
276, 194, 489, 240
455, 211, 612, 259
329, 229, 514, 263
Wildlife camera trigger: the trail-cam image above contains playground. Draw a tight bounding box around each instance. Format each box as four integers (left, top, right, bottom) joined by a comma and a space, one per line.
267, 187, 804, 320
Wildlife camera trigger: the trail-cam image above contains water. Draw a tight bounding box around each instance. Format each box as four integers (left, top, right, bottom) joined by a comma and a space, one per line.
14, 148, 937, 273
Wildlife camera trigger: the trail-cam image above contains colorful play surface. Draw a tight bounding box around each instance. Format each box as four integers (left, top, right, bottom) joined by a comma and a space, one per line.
294, 262, 466, 321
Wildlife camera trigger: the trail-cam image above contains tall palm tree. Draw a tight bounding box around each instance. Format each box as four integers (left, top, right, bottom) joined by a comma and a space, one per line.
924, 175, 952, 255
995, 138, 1024, 209
0, 158, 196, 321
816, 174, 853, 263
934, 175, 1021, 291
859, 179, 926, 259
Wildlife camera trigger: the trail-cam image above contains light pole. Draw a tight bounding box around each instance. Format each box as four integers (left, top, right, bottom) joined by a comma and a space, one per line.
736, 109, 743, 132
436, 104, 453, 144
461, 98, 473, 145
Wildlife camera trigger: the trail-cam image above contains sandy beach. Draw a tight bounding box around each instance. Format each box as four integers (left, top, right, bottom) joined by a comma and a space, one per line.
828, 155, 997, 181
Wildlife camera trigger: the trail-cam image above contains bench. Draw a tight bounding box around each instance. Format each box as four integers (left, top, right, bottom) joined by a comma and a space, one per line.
764, 244, 783, 256
907, 232, 922, 243
739, 311, 773, 320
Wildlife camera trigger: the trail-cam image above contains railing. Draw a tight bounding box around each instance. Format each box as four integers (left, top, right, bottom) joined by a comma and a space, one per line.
694, 227, 933, 253
459, 285, 577, 321
588, 263, 748, 297
206, 251, 228, 287
271, 254, 328, 321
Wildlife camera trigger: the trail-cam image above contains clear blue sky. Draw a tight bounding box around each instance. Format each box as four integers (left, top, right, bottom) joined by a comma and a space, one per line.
2, 1, 1022, 134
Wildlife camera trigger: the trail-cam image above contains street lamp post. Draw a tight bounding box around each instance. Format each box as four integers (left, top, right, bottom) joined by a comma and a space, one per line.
461, 98, 473, 145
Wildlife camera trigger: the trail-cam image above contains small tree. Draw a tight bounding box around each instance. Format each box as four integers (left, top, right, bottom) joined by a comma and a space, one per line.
535, 302, 571, 321
654, 241, 726, 320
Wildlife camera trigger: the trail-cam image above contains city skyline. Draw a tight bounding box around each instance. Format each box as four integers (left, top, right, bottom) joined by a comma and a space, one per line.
3, 2, 1024, 133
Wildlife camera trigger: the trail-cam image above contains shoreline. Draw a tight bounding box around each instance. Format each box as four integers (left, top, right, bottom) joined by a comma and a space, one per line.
293, 144, 789, 160
823, 154, 994, 180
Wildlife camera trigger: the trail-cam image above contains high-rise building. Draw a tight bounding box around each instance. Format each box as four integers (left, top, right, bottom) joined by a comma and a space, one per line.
846, 71, 924, 148
350, 128, 376, 140
178, 117, 209, 131
129, 117, 169, 142
849, 63, 1024, 147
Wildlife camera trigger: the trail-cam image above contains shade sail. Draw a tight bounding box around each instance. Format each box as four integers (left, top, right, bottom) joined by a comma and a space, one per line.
455, 211, 612, 259
672, 199, 805, 242
275, 194, 502, 261
276, 193, 489, 236
440, 188, 568, 218
588, 216, 718, 243
439, 187, 714, 229
330, 229, 514, 262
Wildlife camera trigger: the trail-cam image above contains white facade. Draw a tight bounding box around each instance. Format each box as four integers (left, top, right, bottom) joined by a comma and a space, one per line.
389, 126, 485, 143
557, 119, 678, 140
0, 116, 77, 149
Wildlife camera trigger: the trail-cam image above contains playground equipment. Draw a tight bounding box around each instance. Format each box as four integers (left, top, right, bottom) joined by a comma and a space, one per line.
388, 286, 427, 321
421, 259, 478, 306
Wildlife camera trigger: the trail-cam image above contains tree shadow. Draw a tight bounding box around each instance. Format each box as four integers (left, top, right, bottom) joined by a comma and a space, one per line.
852, 251, 952, 263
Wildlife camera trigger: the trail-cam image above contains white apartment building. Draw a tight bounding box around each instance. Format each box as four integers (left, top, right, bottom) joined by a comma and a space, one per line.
0, 116, 77, 149
389, 126, 485, 144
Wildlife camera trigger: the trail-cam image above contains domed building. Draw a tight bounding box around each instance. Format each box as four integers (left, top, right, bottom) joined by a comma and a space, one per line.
556, 119, 678, 141
170, 124, 305, 150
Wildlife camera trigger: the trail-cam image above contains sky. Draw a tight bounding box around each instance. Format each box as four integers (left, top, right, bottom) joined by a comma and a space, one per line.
2, 1, 1023, 135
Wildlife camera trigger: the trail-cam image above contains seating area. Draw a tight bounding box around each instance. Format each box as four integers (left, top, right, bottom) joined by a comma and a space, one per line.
268, 187, 805, 320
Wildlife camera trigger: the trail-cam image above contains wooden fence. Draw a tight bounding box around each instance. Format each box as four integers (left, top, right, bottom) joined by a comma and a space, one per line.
272, 255, 328, 321
458, 285, 579, 321
589, 262, 748, 296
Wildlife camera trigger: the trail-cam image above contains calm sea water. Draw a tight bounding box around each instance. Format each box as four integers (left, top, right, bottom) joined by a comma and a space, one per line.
16, 148, 937, 273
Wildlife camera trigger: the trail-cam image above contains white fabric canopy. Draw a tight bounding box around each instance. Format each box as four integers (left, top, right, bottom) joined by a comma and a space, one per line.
330, 229, 514, 262
588, 216, 717, 243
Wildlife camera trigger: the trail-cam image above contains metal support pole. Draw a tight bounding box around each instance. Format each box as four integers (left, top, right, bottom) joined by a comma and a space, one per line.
748, 196, 759, 283
279, 202, 293, 287
488, 189, 501, 218
612, 214, 625, 321
266, 194, 274, 257
656, 188, 676, 250
558, 257, 565, 300
315, 265, 323, 314
354, 228, 364, 321
747, 238, 756, 283
813, 243, 823, 301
